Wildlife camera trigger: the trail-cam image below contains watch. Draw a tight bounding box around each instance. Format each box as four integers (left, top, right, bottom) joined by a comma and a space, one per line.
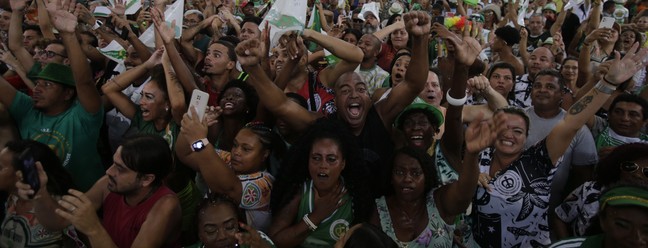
191, 138, 210, 152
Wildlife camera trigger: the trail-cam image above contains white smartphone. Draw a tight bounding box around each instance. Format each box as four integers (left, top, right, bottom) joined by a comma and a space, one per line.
188, 89, 209, 121
599, 17, 615, 29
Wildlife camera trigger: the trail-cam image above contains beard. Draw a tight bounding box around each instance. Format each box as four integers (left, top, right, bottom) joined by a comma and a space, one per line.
362, 23, 378, 34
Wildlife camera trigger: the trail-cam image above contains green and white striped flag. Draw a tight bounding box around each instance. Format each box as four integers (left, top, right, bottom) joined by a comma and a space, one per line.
99, 40, 127, 63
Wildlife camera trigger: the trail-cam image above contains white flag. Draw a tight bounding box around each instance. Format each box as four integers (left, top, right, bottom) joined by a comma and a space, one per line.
259, 0, 308, 49
98, 40, 127, 63
138, 0, 185, 48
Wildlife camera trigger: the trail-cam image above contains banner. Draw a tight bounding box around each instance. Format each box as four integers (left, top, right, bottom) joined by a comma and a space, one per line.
259, 0, 308, 49
98, 40, 127, 63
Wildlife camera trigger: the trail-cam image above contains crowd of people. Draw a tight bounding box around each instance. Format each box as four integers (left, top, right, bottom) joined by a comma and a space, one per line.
0, 0, 647, 247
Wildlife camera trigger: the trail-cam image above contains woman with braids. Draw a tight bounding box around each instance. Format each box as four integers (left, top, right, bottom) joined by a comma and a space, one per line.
178, 110, 286, 233
268, 119, 373, 248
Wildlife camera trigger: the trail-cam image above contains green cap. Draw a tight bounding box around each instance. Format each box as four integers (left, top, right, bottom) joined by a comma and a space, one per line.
34, 63, 75, 88
395, 102, 445, 130
600, 186, 648, 211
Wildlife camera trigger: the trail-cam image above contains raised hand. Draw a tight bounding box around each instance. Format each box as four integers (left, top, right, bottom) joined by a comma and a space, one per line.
604, 43, 648, 85
76, 3, 97, 25
151, 7, 176, 43
467, 75, 491, 95
46, 0, 79, 33
204, 106, 223, 127
136, 9, 152, 29
109, 0, 127, 18
278, 32, 304, 60
145, 47, 165, 68
10, 0, 30, 11
433, 23, 481, 66
584, 28, 611, 44
402, 11, 430, 37
465, 112, 495, 154
111, 14, 133, 34
235, 39, 265, 67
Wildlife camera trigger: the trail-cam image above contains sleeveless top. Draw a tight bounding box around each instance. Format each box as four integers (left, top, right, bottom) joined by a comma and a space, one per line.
296, 180, 353, 248
103, 186, 179, 248
376, 195, 454, 248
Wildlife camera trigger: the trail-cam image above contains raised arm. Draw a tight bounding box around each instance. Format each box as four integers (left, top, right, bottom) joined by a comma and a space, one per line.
178, 109, 242, 204
462, 76, 508, 123
372, 19, 404, 41
51, 0, 101, 114
161, 49, 188, 125
236, 38, 319, 133
101, 49, 164, 119
547, 43, 648, 165
152, 7, 199, 93
550, 4, 569, 36
36, 0, 55, 39
8, 0, 35, 70
375, 11, 430, 127
305, 29, 363, 87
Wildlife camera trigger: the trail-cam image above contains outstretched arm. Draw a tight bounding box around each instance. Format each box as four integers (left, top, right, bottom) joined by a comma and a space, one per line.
547, 43, 648, 165
376, 11, 431, 128
305, 28, 363, 88
8, 0, 35, 71
52, 0, 101, 114
178, 109, 242, 204
236, 38, 319, 133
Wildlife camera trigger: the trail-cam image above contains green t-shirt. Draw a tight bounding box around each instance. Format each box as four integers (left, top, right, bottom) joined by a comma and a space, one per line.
130, 108, 180, 151
9, 92, 104, 191
297, 180, 353, 248
184, 230, 276, 248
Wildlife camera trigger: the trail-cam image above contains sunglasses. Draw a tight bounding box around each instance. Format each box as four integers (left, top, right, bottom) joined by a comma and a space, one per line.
620, 161, 648, 178
37, 50, 68, 58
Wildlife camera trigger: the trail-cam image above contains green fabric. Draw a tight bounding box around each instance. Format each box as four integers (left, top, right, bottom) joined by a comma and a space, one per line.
600, 186, 648, 210
9, 92, 104, 191
579, 234, 604, 248
130, 108, 180, 151
27, 63, 42, 80
307, 4, 322, 52
34, 63, 75, 87
297, 180, 353, 248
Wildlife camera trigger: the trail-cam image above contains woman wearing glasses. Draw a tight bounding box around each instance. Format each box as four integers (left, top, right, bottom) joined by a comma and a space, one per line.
552, 143, 648, 240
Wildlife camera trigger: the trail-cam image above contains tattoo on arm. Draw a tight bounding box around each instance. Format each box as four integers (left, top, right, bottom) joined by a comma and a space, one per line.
569, 94, 595, 115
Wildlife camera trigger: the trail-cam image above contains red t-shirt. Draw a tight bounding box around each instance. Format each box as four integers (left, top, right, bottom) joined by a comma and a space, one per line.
295, 70, 337, 117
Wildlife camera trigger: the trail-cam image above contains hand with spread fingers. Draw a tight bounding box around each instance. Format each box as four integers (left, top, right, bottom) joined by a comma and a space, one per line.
604, 43, 648, 85
151, 7, 177, 44
433, 22, 481, 66
46, 0, 79, 33
55, 189, 103, 235
109, 0, 127, 18
204, 106, 223, 127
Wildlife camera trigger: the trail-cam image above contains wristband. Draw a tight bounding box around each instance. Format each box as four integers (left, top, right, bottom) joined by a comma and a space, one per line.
92, 20, 103, 30
602, 76, 618, 86
302, 214, 317, 231
594, 80, 617, 94
446, 89, 468, 106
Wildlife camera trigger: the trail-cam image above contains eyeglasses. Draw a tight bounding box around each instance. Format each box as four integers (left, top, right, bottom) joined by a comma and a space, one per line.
620, 161, 648, 178
34, 81, 56, 88
37, 50, 67, 58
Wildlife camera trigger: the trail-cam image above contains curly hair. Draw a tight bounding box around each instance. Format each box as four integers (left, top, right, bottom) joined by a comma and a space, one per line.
219, 79, 259, 122
271, 118, 373, 223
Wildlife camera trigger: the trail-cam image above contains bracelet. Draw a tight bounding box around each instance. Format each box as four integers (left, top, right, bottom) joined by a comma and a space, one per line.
594, 80, 617, 94
446, 89, 468, 106
302, 214, 317, 231
602, 76, 618, 86
92, 20, 103, 30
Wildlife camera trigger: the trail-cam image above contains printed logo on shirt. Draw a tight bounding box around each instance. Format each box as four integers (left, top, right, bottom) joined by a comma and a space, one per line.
329, 219, 349, 241
494, 170, 522, 195
241, 183, 262, 208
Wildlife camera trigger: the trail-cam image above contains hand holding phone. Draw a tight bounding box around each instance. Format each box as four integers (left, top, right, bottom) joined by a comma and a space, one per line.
599, 17, 615, 29
188, 89, 210, 121
16, 148, 40, 199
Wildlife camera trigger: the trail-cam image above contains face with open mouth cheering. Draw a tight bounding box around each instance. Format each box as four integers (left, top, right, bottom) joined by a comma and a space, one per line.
308, 138, 346, 193
335, 73, 372, 132
391, 151, 426, 201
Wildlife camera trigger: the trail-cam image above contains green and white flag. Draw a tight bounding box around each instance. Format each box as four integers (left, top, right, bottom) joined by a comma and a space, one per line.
260, 0, 308, 49
122, 0, 143, 15
99, 40, 127, 63
138, 0, 185, 48
306, 3, 321, 52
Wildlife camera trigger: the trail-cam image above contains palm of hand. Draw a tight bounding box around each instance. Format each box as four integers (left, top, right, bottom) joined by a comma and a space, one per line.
159, 22, 176, 42
50, 9, 78, 33
454, 37, 481, 65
